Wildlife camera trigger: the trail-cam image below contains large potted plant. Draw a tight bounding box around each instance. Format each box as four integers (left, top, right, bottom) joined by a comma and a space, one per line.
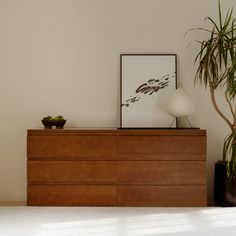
193, 1, 236, 206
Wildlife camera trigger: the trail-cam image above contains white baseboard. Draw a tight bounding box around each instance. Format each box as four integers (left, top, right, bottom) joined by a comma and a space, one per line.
0, 201, 26, 206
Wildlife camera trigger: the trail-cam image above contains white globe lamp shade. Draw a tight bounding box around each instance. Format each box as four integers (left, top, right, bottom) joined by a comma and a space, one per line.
167, 88, 195, 117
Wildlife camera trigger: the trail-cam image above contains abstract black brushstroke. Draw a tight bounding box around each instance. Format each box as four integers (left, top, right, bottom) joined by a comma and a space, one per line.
122, 73, 174, 108
122, 96, 140, 107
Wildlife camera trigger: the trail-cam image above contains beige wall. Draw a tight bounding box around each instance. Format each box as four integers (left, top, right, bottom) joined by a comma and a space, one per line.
0, 0, 235, 203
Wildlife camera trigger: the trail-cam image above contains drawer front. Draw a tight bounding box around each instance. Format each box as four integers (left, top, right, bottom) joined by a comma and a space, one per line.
28, 161, 116, 183
117, 186, 207, 207
27, 185, 116, 206
28, 135, 116, 158
117, 161, 206, 185
117, 136, 206, 160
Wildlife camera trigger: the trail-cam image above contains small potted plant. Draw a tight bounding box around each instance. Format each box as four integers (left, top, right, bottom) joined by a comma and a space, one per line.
192, 1, 236, 206
41, 116, 66, 129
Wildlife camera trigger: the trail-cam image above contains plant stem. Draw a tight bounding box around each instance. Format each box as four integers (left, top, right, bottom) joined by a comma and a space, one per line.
234, 107, 236, 130
225, 91, 235, 119
209, 84, 234, 132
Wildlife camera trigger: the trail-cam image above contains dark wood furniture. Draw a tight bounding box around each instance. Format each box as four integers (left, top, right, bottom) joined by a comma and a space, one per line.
27, 129, 207, 206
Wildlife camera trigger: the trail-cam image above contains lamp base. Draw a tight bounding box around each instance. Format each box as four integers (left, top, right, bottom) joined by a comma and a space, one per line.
169, 117, 193, 128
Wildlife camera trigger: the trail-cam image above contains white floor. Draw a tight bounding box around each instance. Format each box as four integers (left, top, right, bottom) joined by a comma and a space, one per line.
0, 207, 236, 236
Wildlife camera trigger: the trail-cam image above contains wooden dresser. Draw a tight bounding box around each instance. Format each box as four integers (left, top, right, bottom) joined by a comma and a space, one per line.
27, 129, 207, 206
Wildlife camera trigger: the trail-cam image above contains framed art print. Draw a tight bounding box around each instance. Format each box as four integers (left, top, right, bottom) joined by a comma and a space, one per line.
120, 54, 177, 128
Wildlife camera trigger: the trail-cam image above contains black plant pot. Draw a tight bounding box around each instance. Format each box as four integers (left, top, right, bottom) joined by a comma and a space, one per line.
214, 162, 236, 206
54, 120, 66, 129
41, 119, 66, 129
41, 120, 53, 129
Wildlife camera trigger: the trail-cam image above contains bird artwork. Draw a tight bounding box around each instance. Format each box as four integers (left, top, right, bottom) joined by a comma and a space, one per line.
120, 54, 176, 128
122, 73, 175, 108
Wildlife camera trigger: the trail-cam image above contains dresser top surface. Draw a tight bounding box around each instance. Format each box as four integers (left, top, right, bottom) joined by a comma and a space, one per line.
28, 128, 206, 136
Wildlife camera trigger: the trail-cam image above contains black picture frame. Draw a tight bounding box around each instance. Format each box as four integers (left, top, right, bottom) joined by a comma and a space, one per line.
120, 54, 177, 129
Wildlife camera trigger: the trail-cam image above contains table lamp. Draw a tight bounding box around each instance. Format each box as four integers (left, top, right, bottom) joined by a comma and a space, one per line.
167, 87, 195, 128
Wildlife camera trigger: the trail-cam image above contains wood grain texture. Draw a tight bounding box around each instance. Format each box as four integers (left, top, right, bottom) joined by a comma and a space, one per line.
117, 161, 206, 185
117, 154, 206, 161
27, 128, 207, 206
28, 135, 116, 159
117, 186, 207, 207
117, 136, 206, 155
28, 129, 205, 136
27, 185, 116, 206
28, 161, 116, 183
117, 129, 206, 136
28, 129, 116, 136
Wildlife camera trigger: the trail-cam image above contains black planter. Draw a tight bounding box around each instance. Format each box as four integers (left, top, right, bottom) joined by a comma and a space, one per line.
214, 162, 236, 206
41, 119, 66, 129
53, 120, 66, 129
41, 119, 53, 129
